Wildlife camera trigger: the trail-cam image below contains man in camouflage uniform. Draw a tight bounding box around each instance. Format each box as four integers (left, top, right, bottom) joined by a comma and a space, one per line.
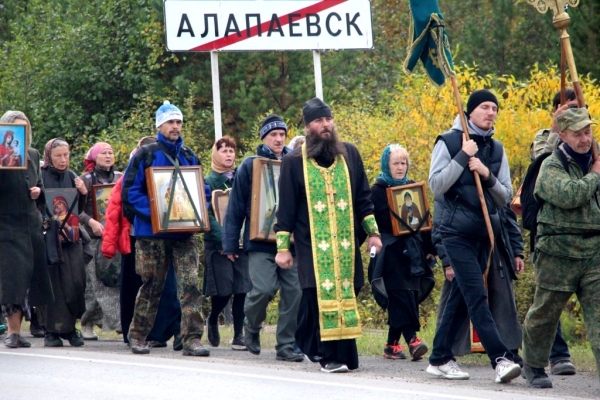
522, 108, 600, 388
122, 101, 208, 356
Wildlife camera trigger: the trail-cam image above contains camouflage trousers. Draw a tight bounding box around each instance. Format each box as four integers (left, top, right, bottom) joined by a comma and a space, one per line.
129, 237, 204, 346
522, 250, 600, 380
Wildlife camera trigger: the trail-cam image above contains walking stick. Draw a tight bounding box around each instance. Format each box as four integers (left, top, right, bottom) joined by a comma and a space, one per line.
516, 0, 598, 161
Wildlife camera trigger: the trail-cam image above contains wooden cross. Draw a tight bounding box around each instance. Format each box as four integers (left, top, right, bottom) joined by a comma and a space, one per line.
326, 186, 336, 203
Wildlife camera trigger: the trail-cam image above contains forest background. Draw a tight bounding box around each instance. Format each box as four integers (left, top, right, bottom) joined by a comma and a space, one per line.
1, 0, 599, 347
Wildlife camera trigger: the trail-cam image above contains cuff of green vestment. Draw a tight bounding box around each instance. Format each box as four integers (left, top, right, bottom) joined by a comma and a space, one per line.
361, 215, 379, 236
276, 232, 291, 252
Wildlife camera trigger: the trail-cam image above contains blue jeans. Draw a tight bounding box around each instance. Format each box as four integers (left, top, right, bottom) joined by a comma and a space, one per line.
550, 321, 571, 363
429, 236, 514, 369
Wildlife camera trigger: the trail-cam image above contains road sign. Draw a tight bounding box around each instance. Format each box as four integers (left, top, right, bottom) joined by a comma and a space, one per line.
164, 0, 373, 51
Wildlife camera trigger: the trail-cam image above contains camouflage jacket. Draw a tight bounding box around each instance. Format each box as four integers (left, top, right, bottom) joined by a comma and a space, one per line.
530, 128, 559, 161
535, 144, 600, 259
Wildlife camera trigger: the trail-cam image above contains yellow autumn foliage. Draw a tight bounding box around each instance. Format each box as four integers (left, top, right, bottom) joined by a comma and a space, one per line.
335, 64, 600, 191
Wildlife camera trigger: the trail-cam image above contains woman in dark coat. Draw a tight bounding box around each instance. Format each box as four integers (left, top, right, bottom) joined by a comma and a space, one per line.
0, 110, 53, 348
369, 144, 435, 361
203, 136, 251, 350
40, 138, 87, 347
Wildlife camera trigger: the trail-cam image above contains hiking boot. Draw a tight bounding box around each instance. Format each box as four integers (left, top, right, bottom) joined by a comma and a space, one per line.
129, 338, 150, 354
44, 332, 63, 347
60, 330, 84, 347
81, 322, 98, 340
4, 333, 31, 348
231, 334, 247, 351
551, 360, 576, 375
426, 360, 470, 380
320, 362, 349, 373
495, 357, 521, 383
183, 339, 210, 357
523, 364, 553, 388
148, 341, 167, 348
276, 348, 304, 362
207, 324, 220, 347
408, 336, 428, 361
244, 330, 260, 355
383, 341, 407, 360
173, 334, 183, 351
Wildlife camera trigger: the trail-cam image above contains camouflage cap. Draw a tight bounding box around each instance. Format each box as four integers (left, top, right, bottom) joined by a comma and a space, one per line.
557, 108, 593, 132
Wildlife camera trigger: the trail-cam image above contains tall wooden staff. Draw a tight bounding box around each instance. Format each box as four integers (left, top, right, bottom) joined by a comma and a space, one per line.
516, 0, 598, 160
403, 1, 495, 255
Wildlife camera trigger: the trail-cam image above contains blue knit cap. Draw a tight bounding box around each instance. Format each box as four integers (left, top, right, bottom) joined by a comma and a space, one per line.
377, 144, 409, 186
155, 100, 183, 128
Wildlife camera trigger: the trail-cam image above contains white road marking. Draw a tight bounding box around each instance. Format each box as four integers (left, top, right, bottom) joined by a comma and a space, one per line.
0, 351, 489, 400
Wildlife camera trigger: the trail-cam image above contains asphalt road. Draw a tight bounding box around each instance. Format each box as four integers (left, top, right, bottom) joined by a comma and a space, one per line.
0, 338, 598, 399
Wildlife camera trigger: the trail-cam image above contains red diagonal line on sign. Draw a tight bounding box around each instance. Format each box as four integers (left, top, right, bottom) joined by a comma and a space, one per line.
190, 0, 348, 51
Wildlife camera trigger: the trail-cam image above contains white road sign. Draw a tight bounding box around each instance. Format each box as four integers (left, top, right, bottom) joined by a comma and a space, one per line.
164, 0, 373, 51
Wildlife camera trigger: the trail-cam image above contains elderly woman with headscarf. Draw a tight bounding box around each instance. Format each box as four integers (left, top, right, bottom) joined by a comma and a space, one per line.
203, 136, 251, 350
369, 144, 435, 361
78, 142, 124, 340
0, 111, 53, 348
40, 137, 87, 347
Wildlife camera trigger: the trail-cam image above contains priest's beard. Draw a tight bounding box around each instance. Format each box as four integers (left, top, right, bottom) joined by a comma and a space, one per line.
305, 126, 346, 164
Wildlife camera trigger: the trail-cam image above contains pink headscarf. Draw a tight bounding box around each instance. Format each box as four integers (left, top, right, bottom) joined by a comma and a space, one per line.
84, 142, 112, 172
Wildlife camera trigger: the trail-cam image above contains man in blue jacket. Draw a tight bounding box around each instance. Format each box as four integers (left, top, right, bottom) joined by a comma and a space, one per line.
222, 114, 303, 362
122, 101, 208, 357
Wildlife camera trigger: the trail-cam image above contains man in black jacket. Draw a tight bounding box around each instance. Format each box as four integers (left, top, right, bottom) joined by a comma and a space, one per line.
221, 114, 302, 362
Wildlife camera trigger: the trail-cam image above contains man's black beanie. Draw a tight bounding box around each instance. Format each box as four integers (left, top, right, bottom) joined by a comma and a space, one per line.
260, 114, 287, 139
302, 97, 332, 125
466, 89, 499, 117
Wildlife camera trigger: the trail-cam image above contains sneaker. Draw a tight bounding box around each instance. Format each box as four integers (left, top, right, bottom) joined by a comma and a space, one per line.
304, 354, 322, 363
183, 339, 210, 357
276, 348, 304, 362
523, 364, 553, 388
231, 334, 247, 351
44, 332, 64, 347
4, 333, 31, 348
207, 324, 220, 347
550, 360, 576, 375
383, 341, 407, 360
148, 341, 167, 348
244, 329, 261, 355
81, 323, 98, 340
495, 357, 521, 383
60, 330, 84, 347
129, 338, 150, 355
408, 337, 428, 361
173, 334, 183, 351
321, 362, 349, 373
426, 360, 470, 380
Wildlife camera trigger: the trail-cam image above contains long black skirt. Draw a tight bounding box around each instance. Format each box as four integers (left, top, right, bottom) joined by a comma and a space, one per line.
295, 288, 359, 370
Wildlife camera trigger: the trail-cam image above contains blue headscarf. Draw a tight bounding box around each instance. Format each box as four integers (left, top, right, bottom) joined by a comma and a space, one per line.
378, 144, 409, 186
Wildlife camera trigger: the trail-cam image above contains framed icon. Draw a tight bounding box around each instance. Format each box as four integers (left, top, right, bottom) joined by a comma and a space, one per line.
386, 181, 432, 236
92, 183, 116, 226
45, 188, 80, 243
211, 188, 231, 226
145, 165, 210, 234
250, 158, 281, 242
0, 122, 28, 170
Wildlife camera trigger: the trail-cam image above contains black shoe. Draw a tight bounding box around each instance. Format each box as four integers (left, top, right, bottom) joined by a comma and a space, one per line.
182, 339, 210, 357
321, 362, 349, 373
551, 360, 576, 375
523, 364, 553, 388
60, 330, 84, 347
276, 347, 304, 362
173, 334, 183, 351
29, 322, 45, 338
44, 332, 63, 347
304, 354, 322, 363
231, 334, 247, 351
244, 330, 260, 355
148, 341, 167, 348
4, 333, 31, 348
207, 324, 220, 347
